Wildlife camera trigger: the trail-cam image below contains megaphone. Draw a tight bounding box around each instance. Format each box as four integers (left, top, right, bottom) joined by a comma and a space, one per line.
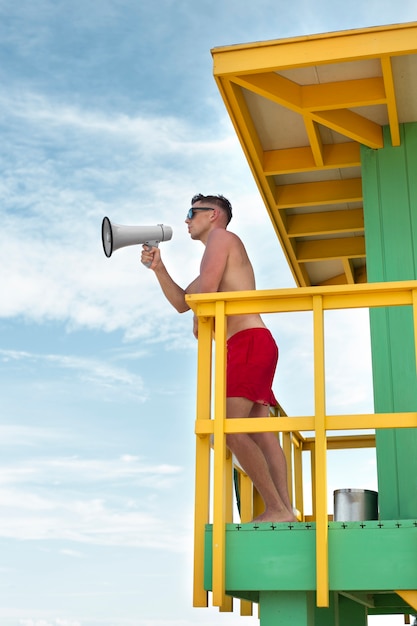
102, 217, 173, 258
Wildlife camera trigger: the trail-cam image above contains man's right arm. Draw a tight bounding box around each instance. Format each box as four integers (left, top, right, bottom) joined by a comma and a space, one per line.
141, 245, 190, 313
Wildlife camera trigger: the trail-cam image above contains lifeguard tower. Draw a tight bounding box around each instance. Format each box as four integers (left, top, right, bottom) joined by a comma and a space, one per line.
186, 21, 417, 626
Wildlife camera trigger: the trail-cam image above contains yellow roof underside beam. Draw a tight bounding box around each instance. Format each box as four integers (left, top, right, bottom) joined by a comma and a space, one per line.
276, 178, 362, 209
381, 55, 400, 146
264, 142, 361, 175
286, 208, 364, 237
212, 22, 417, 287
231, 72, 385, 149
212, 22, 417, 76
234, 73, 386, 111
296, 236, 366, 262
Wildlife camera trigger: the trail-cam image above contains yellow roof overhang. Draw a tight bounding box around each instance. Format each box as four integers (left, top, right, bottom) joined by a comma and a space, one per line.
212, 22, 417, 286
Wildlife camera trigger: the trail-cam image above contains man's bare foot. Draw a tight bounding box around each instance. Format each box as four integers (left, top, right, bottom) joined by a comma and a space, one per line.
252, 508, 297, 524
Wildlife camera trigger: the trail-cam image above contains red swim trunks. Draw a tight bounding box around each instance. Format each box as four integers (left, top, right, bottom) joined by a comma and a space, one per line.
227, 328, 278, 406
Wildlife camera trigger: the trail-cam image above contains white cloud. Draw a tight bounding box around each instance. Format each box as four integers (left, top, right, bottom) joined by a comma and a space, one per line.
0, 348, 147, 398
0, 454, 182, 487
0, 89, 255, 346
0, 425, 63, 446
1, 6, 411, 626
0, 493, 189, 550
20, 620, 82, 626
0, 454, 186, 549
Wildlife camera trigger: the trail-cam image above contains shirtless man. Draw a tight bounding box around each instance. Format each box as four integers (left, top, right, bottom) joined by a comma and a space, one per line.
141, 194, 295, 523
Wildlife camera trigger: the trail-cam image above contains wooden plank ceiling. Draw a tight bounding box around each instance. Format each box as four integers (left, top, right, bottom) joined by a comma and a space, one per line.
212, 22, 417, 286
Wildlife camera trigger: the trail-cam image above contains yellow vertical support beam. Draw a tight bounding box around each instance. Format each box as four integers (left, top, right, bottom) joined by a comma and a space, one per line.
310, 444, 316, 520
220, 451, 233, 613
193, 315, 213, 607
212, 300, 228, 608
239, 471, 254, 616
313, 295, 329, 607
396, 590, 417, 613
225, 451, 234, 524
239, 471, 254, 522
282, 431, 293, 504
293, 437, 304, 519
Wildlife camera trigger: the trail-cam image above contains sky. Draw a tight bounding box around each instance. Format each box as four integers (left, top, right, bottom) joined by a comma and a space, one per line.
1, 2, 416, 626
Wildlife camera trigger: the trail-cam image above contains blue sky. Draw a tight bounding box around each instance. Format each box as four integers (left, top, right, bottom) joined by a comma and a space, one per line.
1, 2, 416, 626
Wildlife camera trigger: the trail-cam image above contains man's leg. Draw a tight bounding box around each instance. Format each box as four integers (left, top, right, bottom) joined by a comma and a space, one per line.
248, 402, 293, 514
226, 396, 295, 523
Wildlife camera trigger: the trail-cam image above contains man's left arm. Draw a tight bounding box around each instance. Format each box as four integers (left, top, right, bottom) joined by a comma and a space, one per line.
188, 230, 230, 339
199, 230, 230, 293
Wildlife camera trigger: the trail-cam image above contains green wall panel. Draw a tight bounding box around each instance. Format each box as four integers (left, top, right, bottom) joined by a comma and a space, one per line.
204, 522, 417, 593
361, 122, 417, 519
259, 591, 315, 626
339, 594, 367, 626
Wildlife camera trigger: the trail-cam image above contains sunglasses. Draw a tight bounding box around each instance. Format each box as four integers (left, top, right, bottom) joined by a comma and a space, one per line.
186, 207, 215, 220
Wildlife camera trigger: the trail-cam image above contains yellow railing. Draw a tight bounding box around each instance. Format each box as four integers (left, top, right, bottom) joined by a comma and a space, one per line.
235, 405, 377, 524
186, 280, 417, 611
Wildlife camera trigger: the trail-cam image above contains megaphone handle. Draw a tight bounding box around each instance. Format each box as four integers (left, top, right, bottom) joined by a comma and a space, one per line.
142, 241, 159, 268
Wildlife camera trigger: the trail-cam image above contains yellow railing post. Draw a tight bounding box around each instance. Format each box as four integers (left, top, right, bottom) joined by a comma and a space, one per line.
237, 468, 254, 616
188, 280, 417, 613
193, 314, 213, 607
293, 435, 304, 518
313, 295, 329, 607
212, 300, 228, 608
281, 431, 293, 505
219, 449, 234, 613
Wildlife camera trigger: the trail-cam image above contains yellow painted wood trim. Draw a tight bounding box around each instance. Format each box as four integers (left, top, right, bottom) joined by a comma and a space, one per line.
287, 208, 364, 237
320, 434, 375, 450
240, 600, 254, 617
215, 76, 307, 288
187, 280, 417, 311
193, 434, 210, 607
282, 431, 293, 501
313, 295, 329, 607
304, 118, 324, 167
302, 77, 386, 110
225, 417, 316, 433
297, 236, 366, 262
231, 73, 385, 149
193, 316, 213, 607
396, 591, 417, 612
327, 413, 417, 430
276, 178, 362, 208
232, 71, 302, 109
342, 258, 355, 284
212, 301, 227, 607
220, 452, 233, 613
239, 472, 254, 522
263, 142, 361, 175
294, 443, 304, 515
311, 109, 383, 148
381, 55, 400, 146
195, 412, 416, 436
211, 22, 417, 76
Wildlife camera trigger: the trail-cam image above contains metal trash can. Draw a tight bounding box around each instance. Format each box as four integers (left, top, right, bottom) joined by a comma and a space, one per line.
333, 488, 378, 521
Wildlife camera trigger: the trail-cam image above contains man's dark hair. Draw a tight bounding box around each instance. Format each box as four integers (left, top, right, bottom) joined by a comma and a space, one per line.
191, 194, 233, 225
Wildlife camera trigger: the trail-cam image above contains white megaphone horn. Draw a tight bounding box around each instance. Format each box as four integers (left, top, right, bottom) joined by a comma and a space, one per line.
101, 217, 173, 260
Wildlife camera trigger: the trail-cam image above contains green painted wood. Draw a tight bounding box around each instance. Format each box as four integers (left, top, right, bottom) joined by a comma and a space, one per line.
369, 592, 416, 614
315, 593, 339, 626
339, 594, 367, 626
204, 522, 417, 593
328, 522, 417, 590
259, 591, 315, 626
361, 122, 417, 519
